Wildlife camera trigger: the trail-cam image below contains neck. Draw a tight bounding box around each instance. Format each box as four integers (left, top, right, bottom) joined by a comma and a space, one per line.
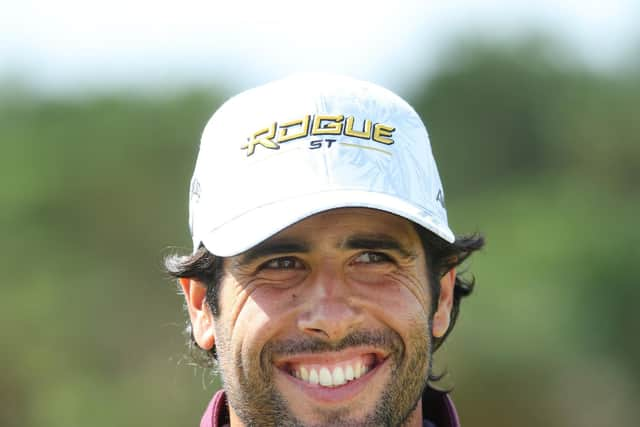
228, 404, 243, 427
227, 399, 424, 426
405, 399, 424, 427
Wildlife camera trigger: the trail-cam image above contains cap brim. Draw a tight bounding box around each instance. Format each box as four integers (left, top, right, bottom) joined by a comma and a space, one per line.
198, 189, 454, 257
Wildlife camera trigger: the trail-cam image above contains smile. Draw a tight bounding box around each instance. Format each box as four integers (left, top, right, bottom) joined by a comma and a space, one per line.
274, 350, 388, 389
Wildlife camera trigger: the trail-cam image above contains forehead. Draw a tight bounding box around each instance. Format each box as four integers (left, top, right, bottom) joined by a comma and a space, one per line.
286, 207, 413, 233
247, 208, 422, 253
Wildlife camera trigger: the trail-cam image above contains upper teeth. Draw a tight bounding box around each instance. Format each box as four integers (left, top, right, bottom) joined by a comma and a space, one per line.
293, 361, 370, 387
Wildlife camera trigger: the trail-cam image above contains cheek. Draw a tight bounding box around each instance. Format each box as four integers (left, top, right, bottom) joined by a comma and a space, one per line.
357, 274, 432, 332
227, 287, 297, 363
372, 272, 431, 311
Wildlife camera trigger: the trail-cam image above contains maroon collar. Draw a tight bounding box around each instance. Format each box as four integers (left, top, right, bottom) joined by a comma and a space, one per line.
200, 386, 460, 427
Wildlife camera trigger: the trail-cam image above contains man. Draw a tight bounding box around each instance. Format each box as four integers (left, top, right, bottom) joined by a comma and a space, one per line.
166, 73, 484, 426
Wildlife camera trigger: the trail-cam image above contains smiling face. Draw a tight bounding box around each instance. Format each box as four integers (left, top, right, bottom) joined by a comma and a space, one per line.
183, 208, 455, 427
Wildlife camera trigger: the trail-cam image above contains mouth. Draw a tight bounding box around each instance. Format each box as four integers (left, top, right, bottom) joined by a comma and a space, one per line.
280, 353, 382, 387
273, 348, 389, 402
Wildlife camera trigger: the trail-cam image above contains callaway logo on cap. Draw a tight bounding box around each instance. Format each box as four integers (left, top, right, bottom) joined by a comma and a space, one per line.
189, 73, 452, 257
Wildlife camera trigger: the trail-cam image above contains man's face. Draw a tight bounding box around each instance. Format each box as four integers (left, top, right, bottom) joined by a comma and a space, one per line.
188, 208, 454, 426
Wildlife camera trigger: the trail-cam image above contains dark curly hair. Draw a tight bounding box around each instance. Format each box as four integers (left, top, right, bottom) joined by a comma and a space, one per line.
165, 227, 484, 371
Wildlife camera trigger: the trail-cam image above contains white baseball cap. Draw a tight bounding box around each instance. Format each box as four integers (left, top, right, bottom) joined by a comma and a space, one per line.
189, 73, 454, 257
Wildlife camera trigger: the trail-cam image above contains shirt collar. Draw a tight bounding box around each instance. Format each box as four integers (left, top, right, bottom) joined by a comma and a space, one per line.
200, 386, 461, 427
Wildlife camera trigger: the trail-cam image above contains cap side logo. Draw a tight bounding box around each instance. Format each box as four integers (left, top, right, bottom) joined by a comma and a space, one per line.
436, 189, 446, 209
241, 114, 395, 156
190, 178, 201, 202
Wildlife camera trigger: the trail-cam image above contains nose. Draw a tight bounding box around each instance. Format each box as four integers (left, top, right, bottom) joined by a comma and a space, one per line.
297, 263, 364, 342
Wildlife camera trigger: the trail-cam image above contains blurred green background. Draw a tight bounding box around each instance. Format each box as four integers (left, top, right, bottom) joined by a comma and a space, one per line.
2, 38, 639, 427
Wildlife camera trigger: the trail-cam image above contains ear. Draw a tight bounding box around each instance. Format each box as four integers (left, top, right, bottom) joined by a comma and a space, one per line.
179, 278, 216, 350
432, 268, 456, 338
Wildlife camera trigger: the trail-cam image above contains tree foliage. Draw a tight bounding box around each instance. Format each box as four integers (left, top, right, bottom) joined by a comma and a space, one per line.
1, 39, 638, 426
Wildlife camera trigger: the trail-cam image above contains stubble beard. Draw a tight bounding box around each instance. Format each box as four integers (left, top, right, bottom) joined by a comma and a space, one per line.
215, 321, 433, 427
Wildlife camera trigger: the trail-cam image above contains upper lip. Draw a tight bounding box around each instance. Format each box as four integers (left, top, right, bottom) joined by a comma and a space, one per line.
272, 346, 390, 369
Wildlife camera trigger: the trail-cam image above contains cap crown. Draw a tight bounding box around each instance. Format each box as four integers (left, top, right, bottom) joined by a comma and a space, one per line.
190, 73, 452, 256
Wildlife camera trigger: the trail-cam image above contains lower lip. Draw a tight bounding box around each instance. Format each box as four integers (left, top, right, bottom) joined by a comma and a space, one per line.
276, 358, 389, 404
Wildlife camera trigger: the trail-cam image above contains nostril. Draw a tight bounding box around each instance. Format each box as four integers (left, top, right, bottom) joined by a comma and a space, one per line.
306, 327, 330, 338
298, 302, 365, 341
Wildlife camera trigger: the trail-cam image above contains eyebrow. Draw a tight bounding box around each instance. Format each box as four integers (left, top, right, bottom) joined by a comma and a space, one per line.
341, 233, 416, 259
237, 238, 310, 266
236, 233, 416, 266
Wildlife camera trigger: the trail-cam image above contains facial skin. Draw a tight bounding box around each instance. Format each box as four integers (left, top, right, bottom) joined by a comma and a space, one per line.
181, 208, 455, 427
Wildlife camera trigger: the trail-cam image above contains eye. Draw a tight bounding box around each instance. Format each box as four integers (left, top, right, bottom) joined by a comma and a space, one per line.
261, 256, 304, 270
352, 251, 393, 264
255, 256, 306, 285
